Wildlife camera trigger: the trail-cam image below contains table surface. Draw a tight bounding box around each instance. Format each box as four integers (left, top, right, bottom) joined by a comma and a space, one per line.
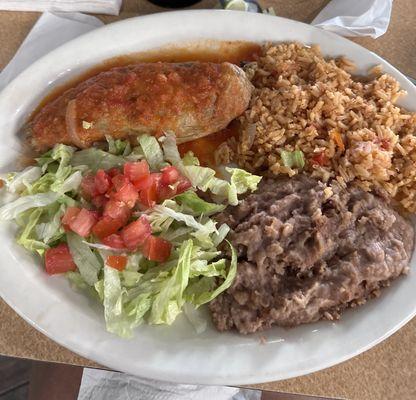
0, 1, 415, 399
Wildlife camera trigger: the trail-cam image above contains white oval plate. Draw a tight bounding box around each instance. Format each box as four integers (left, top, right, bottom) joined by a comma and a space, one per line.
0, 10, 415, 385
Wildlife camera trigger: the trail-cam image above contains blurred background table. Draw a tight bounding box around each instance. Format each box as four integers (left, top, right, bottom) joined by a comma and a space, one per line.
0, 1, 415, 399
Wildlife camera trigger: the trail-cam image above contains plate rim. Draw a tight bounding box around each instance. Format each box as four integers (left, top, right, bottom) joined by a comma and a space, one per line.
0, 9, 415, 385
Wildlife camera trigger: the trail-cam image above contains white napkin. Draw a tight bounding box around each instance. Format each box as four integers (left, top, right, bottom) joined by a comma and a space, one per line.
0, 0, 122, 15
0, 12, 103, 90
78, 369, 261, 400
311, 0, 393, 38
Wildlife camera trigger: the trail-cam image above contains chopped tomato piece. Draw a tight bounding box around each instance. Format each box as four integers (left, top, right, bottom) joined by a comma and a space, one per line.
107, 167, 121, 178
68, 208, 98, 237
61, 207, 81, 230
112, 182, 138, 208
124, 161, 150, 183
103, 200, 131, 224
132, 175, 153, 191
121, 216, 151, 250
138, 173, 161, 208
91, 194, 108, 209
111, 174, 129, 191
311, 152, 329, 167
45, 243, 77, 275
94, 169, 111, 194
92, 216, 125, 240
175, 176, 192, 195
161, 166, 180, 185
142, 236, 172, 263
102, 234, 126, 249
157, 184, 177, 202
106, 255, 127, 271
80, 174, 98, 199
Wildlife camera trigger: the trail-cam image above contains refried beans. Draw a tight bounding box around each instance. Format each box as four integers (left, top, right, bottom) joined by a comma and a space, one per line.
210, 175, 414, 334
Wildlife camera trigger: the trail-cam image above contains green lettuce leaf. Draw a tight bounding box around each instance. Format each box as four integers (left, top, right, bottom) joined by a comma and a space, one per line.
227, 167, 262, 194
175, 191, 225, 216
106, 136, 131, 156
1, 166, 42, 194
71, 148, 125, 172
35, 203, 66, 244
0, 192, 60, 220
139, 135, 165, 170
148, 239, 193, 325
185, 241, 237, 306
16, 208, 49, 255
103, 265, 136, 338
67, 232, 101, 285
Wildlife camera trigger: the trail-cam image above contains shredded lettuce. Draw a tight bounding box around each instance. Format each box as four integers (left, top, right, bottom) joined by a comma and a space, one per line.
161, 132, 182, 166
71, 148, 125, 172
0, 133, 261, 338
52, 170, 82, 194
1, 166, 42, 194
82, 240, 125, 253
212, 224, 231, 247
103, 265, 137, 338
175, 191, 225, 216
180, 165, 261, 206
227, 167, 262, 194
139, 135, 165, 170
280, 149, 305, 169
36, 144, 75, 172
148, 240, 192, 325
0, 192, 60, 220
185, 241, 237, 306
67, 232, 101, 285
153, 204, 217, 236
35, 204, 66, 244
16, 208, 49, 255
106, 136, 131, 156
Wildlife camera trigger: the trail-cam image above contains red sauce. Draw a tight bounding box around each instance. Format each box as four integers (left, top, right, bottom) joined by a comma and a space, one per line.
178, 121, 239, 167
32, 40, 260, 163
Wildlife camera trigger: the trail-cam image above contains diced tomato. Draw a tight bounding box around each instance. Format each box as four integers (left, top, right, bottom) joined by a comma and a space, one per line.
111, 174, 129, 191
142, 236, 172, 263
92, 216, 125, 240
61, 207, 81, 230
80, 174, 98, 199
107, 167, 121, 178
68, 208, 98, 237
138, 173, 161, 208
94, 169, 111, 194
106, 255, 127, 271
112, 182, 138, 208
132, 175, 153, 191
44, 243, 77, 275
311, 152, 329, 167
124, 161, 150, 183
104, 200, 131, 224
161, 166, 179, 185
157, 183, 177, 202
120, 216, 151, 250
91, 194, 108, 209
175, 176, 192, 195
90, 210, 101, 220
101, 234, 126, 249
157, 171, 191, 201
139, 186, 157, 208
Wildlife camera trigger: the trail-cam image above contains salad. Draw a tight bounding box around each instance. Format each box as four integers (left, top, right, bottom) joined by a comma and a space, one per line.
0, 133, 261, 337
